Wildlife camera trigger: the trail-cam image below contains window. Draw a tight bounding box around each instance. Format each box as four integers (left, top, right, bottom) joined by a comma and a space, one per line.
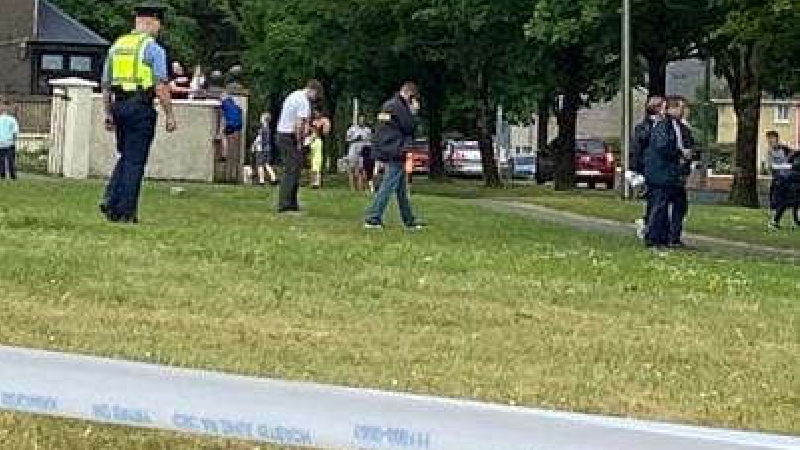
69, 56, 92, 72
775, 105, 790, 123
41, 54, 63, 71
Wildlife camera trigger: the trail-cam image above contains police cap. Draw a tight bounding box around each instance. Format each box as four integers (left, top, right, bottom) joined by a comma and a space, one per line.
134, 1, 167, 20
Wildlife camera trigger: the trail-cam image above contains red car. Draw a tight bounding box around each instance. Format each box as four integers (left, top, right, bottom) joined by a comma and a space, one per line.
405, 140, 430, 174
574, 138, 616, 189
535, 138, 616, 189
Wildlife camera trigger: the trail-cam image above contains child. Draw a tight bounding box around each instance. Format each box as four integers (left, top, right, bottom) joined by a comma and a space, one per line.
252, 112, 278, 186
360, 144, 376, 194
307, 115, 330, 189
217, 92, 243, 162
0, 101, 19, 180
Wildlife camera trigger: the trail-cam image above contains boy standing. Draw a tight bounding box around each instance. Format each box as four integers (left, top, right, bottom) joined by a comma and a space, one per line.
253, 112, 278, 186
0, 101, 19, 180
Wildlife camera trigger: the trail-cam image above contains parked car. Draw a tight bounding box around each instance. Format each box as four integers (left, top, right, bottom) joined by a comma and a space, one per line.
445, 140, 510, 177
405, 140, 430, 174
511, 155, 536, 179
534, 138, 616, 189
444, 140, 482, 176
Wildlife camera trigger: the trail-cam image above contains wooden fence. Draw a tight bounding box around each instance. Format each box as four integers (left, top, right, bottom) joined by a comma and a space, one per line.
2, 94, 52, 134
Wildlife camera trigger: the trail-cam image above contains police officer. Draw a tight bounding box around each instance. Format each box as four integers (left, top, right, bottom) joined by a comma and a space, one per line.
100, 1, 177, 223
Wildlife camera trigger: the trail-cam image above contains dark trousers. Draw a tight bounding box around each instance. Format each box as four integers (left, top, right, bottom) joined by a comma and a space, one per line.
0, 146, 15, 179
773, 174, 799, 224
365, 161, 415, 226
102, 99, 157, 219
669, 186, 688, 245
770, 176, 791, 211
645, 185, 683, 247
277, 133, 303, 212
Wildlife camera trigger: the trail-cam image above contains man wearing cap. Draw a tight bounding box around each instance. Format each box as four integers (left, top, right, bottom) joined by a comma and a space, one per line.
100, 1, 177, 223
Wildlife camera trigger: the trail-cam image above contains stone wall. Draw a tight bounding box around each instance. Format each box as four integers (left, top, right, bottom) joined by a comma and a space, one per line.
48, 78, 247, 183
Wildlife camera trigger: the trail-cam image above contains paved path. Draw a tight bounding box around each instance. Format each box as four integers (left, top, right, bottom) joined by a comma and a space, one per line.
474, 199, 800, 261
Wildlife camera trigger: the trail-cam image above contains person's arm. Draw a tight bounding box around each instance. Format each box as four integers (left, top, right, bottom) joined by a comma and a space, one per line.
101, 53, 115, 131
771, 151, 792, 171
294, 99, 311, 148
146, 42, 176, 132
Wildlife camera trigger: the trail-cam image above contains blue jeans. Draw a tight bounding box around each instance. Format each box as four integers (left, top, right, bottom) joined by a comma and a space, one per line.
102, 99, 157, 218
365, 161, 415, 226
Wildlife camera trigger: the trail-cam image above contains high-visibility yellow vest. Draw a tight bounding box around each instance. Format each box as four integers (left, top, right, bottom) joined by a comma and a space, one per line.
109, 32, 154, 92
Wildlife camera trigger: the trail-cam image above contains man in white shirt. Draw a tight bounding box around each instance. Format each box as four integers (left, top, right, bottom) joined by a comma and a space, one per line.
276, 79, 323, 213
0, 101, 20, 180
345, 116, 372, 191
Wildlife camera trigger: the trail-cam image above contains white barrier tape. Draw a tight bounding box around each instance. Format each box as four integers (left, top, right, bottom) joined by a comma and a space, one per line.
0, 346, 797, 450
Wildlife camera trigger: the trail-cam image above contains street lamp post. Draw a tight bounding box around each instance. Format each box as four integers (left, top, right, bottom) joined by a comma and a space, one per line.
621, 0, 632, 199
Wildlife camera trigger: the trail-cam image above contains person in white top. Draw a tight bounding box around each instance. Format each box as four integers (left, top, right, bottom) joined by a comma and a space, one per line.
0, 101, 19, 180
345, 116, 372, 191
276, 79, 323, 214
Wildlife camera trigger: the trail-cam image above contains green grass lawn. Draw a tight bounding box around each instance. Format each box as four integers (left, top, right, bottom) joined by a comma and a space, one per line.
0, 178, 798, 449
413, 179, 800, 251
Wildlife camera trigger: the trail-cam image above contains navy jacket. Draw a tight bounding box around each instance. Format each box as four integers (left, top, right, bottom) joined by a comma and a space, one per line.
373, 94, 414, 162
644, 117, 684, 187
630, 117, 656, 174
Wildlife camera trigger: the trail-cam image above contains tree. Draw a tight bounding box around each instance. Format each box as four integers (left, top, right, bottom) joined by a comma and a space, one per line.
527, 0, 620, 191
631, 0, 714, 96
52, 0, 242, 67
706, 0, 800, 207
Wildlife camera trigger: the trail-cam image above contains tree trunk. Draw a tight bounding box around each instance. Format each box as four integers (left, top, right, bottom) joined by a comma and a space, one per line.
474, 68, 501, 187
553, 91, 580, 191
725, 44, 762, 208
426, 68, 446, 179
537, 95, 551, 151
321, 78, 340, 174
647, 54, 668, 97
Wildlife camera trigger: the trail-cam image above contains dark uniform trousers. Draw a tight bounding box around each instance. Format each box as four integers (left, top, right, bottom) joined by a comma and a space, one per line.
102, 98, 157, 219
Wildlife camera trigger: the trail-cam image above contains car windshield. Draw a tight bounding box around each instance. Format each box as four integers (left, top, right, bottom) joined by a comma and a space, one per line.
515, 157, 534, 164
577, 140, 605, 154
453, 142, 479, 150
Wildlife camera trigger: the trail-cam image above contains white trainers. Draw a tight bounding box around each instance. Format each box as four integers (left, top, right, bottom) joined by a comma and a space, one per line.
635, 219, 646, 240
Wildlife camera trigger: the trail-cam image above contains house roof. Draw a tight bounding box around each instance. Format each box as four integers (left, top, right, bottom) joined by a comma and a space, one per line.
35, 0, 108, 46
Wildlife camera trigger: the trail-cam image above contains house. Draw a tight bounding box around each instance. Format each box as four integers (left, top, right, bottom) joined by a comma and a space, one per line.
714, 98, 800, 170
511, 89, 649, 151
0, 0, 108, 95
511, 58, 723, 151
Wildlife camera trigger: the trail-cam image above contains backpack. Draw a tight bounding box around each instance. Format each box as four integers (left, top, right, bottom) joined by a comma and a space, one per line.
220, 97, 243, 131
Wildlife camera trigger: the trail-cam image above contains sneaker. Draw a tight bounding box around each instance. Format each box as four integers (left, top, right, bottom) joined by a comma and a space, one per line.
405, 222, 427, 231
768, 221, 781, 231
635, 219, 646, 240
364, 222, 384, 230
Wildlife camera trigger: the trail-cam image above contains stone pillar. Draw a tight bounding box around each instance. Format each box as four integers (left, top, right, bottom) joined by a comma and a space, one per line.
48, 78, 98, 179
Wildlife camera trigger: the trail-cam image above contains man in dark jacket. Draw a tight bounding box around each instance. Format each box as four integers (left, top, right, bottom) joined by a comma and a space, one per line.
644, 96, 693, 249
631, 96, 664, 239
365, 82, 423, 230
